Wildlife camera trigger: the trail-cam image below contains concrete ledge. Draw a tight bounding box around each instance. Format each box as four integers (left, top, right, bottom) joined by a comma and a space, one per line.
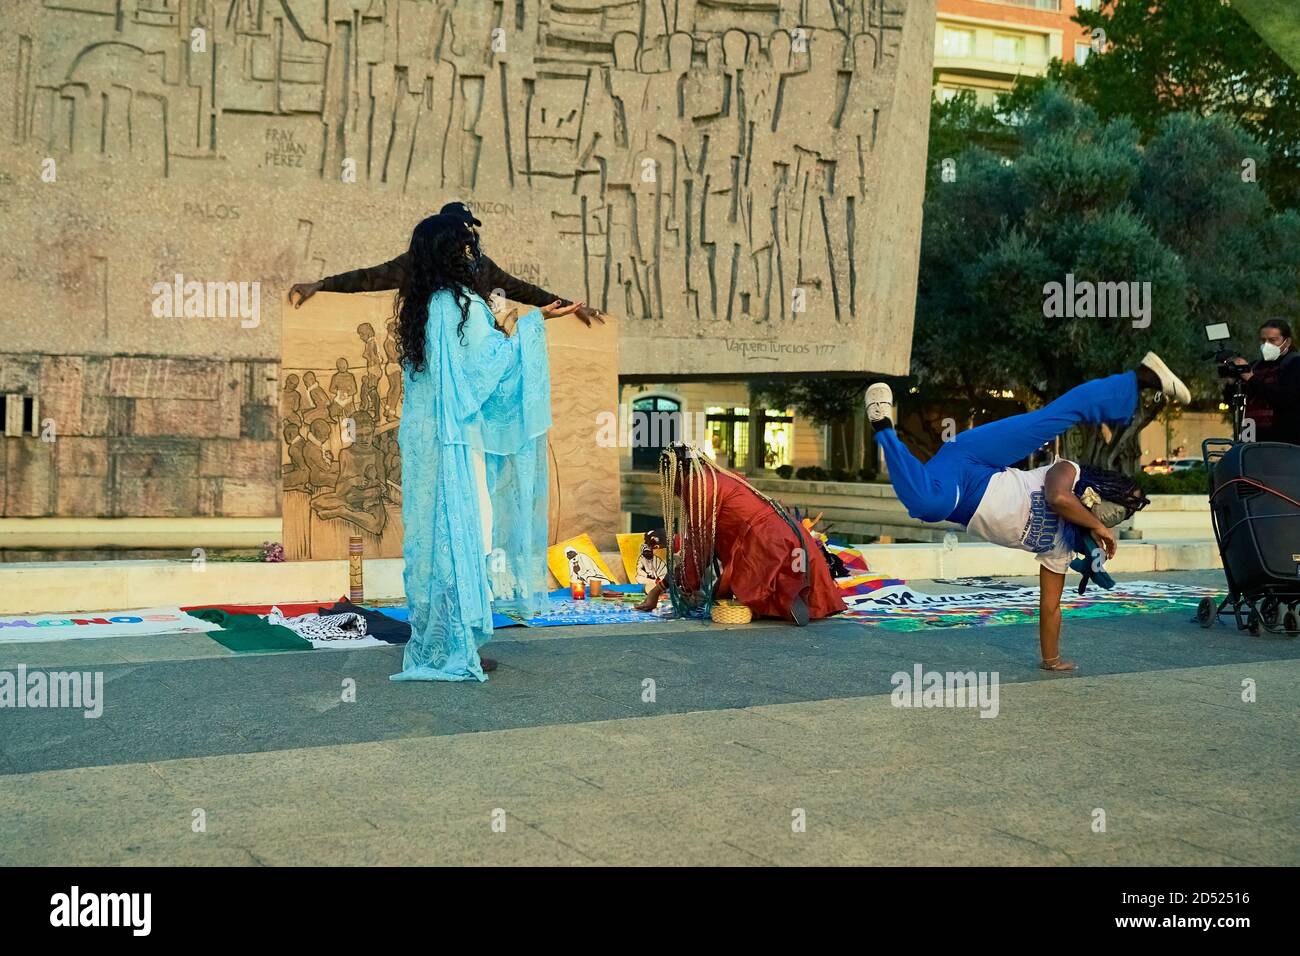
1144, 495, 1208, 511
855, 539, 1222, 582
1129, 509, 1214, 539
0, 539, 1224, 615
0, 559, 403, 616
0, 517, 283, 550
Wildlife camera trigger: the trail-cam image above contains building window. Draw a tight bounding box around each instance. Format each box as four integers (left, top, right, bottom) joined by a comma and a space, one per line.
630, 395, 681, 471
992, 33, 1026, 64
1, 393, 39, 438
1075, 41, 1091, 65
763, 410, 795, 469
701, 406, 795, 471
941, 27, 974, 58
705, 406, 748, 470
1075, 0, 1099, 11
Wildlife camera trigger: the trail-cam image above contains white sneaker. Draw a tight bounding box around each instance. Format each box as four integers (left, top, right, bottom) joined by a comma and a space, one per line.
865, 382, 894, 424
1140, 351, 1190, 405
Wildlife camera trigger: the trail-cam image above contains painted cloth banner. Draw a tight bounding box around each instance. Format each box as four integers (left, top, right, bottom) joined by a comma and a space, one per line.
511, 588, 667, 627
369, 606, 522, 631
836, 573, 906, 598
841, 581, 1215, 631
189, 608, 312, 653
828, 544, 871, 573
0, 607, 220, 643
371, 593, 658, 629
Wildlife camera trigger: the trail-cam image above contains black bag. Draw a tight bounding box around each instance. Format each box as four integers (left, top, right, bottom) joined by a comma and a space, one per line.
1209, 442, 1300, 599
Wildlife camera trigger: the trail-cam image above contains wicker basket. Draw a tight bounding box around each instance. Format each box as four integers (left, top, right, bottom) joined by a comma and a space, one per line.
710, 600, 753, 625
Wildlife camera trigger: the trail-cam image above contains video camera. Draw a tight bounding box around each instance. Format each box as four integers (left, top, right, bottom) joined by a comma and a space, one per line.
1205, 322, 1249, 380
1205, 323, 1249, 442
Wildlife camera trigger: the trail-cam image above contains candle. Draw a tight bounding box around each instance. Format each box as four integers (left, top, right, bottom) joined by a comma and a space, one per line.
570, 578, 585, 600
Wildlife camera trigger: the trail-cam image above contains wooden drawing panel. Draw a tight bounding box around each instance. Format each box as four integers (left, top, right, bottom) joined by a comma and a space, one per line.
282, 292, 619, 560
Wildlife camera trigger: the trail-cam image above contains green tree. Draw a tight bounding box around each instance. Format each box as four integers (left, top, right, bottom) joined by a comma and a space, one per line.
1004, 0, 1300, 208
915, 86, 1300, 472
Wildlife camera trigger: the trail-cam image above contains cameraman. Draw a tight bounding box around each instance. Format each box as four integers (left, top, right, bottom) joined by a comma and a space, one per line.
1233, 319, 1300, 445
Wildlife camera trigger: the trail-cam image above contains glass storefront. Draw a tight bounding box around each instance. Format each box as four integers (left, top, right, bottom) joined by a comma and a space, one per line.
703, 406, 794, 471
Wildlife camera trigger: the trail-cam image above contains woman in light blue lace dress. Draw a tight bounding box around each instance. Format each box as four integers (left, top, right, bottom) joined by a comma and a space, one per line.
391, 214, 580, 681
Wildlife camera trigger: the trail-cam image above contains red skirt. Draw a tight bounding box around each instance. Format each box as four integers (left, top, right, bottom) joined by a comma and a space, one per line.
715, 502, 846, 622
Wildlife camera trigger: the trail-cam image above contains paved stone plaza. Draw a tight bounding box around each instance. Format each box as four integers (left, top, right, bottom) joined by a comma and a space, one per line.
1, 571, 1296, 866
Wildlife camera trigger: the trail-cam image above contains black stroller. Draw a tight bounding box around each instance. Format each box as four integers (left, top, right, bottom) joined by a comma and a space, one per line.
1197, 439, 1300, 636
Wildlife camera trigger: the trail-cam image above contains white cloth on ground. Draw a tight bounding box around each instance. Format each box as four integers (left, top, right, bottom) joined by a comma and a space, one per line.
265, 607, 387, 649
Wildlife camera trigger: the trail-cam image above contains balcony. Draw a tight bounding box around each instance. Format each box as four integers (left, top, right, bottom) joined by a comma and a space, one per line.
975, 0, 1062, 11
935, 21, 1057, 81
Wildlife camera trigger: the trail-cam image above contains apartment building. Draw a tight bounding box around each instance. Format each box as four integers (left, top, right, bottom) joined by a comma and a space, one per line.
935, 0, 1096, 105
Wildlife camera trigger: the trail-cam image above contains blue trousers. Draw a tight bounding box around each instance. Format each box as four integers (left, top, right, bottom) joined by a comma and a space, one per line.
875, 372, 1138, 526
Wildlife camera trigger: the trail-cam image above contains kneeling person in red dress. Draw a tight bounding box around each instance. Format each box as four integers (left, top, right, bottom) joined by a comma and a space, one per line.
636, 444, 846, 625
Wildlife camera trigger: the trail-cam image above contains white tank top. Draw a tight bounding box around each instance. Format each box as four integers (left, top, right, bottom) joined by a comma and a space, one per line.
966, 461, 1080, 573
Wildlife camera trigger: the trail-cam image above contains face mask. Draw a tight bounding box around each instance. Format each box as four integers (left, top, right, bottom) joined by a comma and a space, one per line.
1261, 342, 1283, 362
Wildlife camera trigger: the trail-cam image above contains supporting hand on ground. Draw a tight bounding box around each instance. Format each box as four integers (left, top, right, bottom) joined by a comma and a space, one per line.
636, 583, 664, 612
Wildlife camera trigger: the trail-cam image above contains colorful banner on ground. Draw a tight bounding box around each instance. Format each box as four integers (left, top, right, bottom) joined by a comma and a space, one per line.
0, 607, 220, 643
840, 581, 1214, 631
837, 573, 907, 598
828, 544, 871, 573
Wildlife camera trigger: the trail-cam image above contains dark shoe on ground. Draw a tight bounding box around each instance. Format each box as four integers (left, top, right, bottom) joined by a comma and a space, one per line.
480, 657, 498, 673
790, 595, 810, 627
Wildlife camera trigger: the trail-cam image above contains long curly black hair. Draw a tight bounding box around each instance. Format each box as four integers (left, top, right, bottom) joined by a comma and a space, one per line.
394, 213, 484, 373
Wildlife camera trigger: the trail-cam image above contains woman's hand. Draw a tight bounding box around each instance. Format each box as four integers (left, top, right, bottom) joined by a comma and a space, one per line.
288, 280, 323, 308
1092, 525, 1118, 560
540, 299, 584, 320
575, 304, 606, 326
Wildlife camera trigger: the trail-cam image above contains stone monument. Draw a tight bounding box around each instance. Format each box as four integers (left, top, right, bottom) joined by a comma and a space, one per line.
0, 0, 935, 542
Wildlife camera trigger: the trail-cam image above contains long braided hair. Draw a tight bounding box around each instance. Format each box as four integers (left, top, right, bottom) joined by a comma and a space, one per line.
659, 444, 721, 618
658, 443, 813, 617
393, 213, 484, 374
1076, 465, 1150, 521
